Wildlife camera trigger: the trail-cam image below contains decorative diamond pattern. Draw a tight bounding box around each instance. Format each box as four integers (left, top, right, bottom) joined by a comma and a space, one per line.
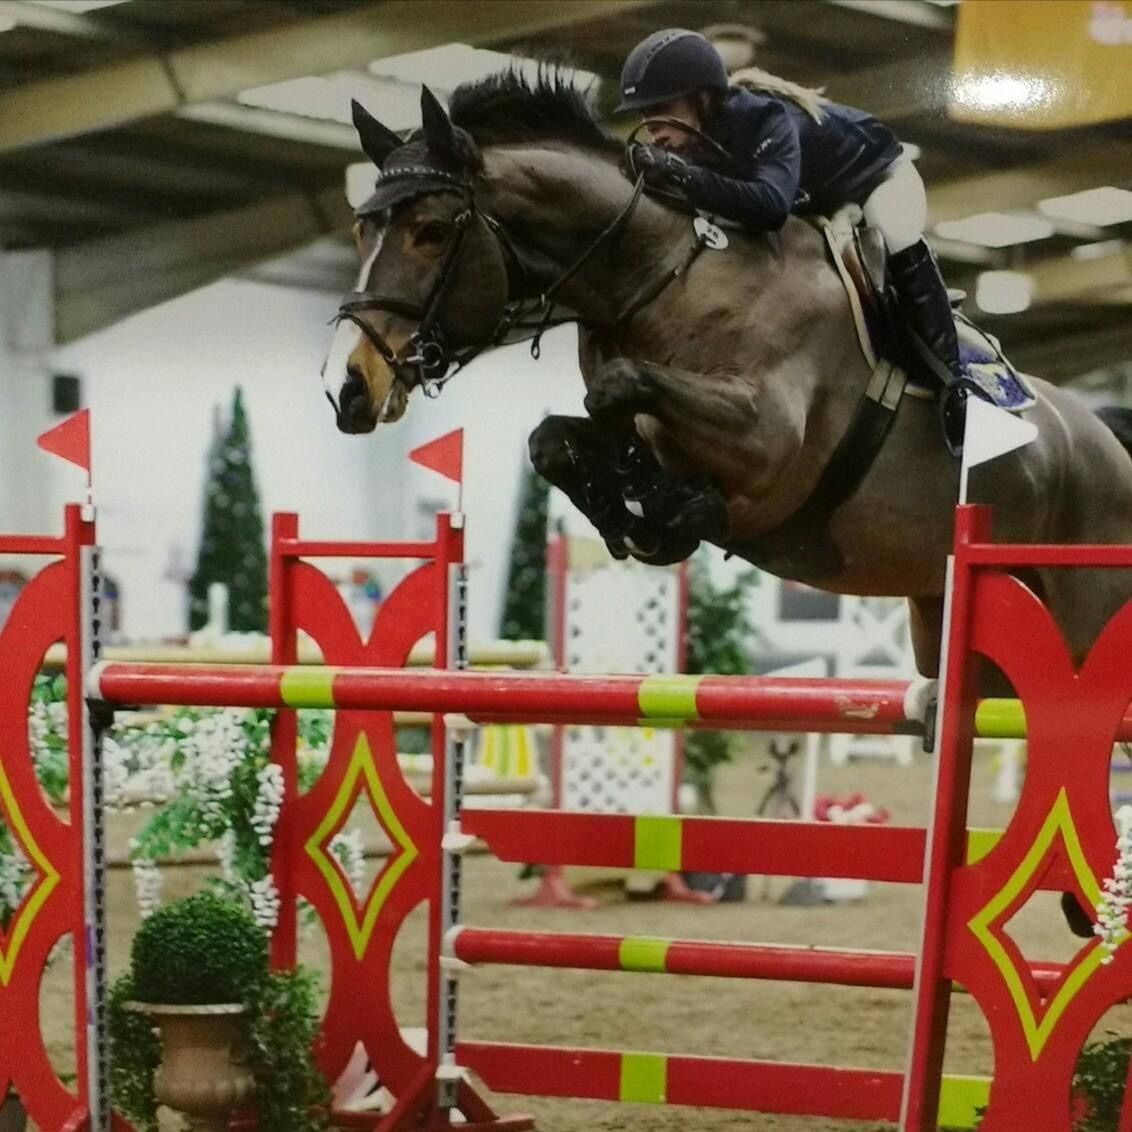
0, 759, 60, 986
967, 788, 1124, 1059
305, 734, 418, 961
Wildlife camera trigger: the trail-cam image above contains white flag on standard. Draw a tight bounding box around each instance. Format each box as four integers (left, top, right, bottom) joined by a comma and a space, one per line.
959, 396, 1039, 502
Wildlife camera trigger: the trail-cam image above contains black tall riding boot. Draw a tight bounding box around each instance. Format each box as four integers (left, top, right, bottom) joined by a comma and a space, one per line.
888, 239, 973, 454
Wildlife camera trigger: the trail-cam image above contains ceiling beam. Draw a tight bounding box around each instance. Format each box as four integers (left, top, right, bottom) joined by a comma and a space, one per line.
1009, 321, 1132, 383
54, 187, 352, 342
4, 0, 137, 42
0, 0, 658, 153
928, 142, 1132, 225
4, 140, 272, 199
1028, 245, 1132, 305
822, 53, 952, 123
824, 0, 953, 31
177, 101, 358, 151
0, 187, 141, 226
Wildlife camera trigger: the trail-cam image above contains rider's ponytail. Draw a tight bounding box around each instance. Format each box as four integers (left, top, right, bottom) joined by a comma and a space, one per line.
730, 66, 829, 123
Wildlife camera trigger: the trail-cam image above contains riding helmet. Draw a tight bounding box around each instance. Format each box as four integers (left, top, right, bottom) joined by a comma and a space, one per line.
617, 29, 729, 113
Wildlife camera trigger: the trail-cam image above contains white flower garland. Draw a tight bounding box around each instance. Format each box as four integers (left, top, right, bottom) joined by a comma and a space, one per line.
130, 851, 164, 919
1096, 805, 1132, 962
330, 828, 367, 900
173, 711, 242, 824
0, 843, 31, 916
17, 689, 304, 933
252, 763, 285, 847
248, 874, 282, 931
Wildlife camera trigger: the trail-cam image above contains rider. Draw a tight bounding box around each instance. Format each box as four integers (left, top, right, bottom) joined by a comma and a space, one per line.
616, 28, 976, 452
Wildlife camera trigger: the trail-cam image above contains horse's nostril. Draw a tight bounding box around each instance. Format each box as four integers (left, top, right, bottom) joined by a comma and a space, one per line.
340, 369, 365, 407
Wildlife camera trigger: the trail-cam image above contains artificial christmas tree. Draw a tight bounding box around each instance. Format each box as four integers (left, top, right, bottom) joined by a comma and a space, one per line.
499, 458, 550, 641
188, 388, 268, 633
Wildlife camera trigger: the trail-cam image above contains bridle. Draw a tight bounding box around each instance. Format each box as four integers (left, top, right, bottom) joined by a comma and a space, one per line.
332, 127, 721, 403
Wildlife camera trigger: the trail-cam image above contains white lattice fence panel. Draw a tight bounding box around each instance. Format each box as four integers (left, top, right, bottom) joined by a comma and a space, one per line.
559, 543, 680, 815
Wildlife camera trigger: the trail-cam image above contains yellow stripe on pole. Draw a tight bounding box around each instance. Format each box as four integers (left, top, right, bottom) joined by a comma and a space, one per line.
280, 667, 337, 708
620, 1052, 667, 1104
634, 815, 683, 871
619, 937, 670, 973
637, 675, 700, 724
975, 698, 1026, 738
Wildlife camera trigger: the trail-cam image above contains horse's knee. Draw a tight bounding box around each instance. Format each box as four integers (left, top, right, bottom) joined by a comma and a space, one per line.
586, 360, 659, 422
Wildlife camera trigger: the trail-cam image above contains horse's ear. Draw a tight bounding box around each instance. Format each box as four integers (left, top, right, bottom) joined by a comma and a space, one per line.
351, 99, 403, 167
420, 86, 458, 158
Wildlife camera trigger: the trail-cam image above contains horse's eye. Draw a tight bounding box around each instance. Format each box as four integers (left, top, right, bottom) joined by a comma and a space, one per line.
415, 220, 451, 246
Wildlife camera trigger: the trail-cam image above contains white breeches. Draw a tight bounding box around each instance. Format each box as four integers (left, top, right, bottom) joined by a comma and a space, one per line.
861, 155, 927, 254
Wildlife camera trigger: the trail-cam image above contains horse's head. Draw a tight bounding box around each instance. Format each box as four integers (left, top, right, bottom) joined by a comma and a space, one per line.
325, 88, 510, 433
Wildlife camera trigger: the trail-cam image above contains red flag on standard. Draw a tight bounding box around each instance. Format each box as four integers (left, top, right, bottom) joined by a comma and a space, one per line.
37, 409, 91, 475
409, 428, 463, 484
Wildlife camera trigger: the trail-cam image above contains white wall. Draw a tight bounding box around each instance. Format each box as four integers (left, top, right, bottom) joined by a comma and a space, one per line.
0, 255, 590, 645
46, 277, 408, 641
397, 323, 586, 642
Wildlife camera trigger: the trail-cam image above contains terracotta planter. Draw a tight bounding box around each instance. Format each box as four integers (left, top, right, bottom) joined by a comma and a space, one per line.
0, 1095, 27, 1132
133, 1003, 255, 1132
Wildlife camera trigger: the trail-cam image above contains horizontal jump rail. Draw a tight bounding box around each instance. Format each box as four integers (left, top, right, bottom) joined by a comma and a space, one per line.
87, 663, 1108, 740
459, 809, 1080, 890
52, 640, 547, 671
88, 663, 922, 732
446, 928, 1066, 996
456, 1042, 989, 1125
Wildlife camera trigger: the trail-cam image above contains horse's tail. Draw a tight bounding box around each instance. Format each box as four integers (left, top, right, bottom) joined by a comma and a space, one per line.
1096, 406, 1132, 464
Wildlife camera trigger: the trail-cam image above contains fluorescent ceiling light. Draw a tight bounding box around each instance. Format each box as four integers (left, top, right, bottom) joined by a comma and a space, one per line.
1071, 238, 1125, 261
369, 44, 597, 96
934, 211, 1055, 247
976, 271, 1033, 315
1038, 187, 1132, 227
25, 0, 126, 10
346, 162, 374, 210
950, 71, 1056, 114
239, 73, 422, 133
240, 47, 599, 139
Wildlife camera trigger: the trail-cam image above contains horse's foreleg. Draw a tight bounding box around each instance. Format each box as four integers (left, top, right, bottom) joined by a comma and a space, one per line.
585, 357, 794, 485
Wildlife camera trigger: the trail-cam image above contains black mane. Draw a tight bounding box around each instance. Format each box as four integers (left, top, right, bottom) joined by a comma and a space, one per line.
448, 69, 619, 152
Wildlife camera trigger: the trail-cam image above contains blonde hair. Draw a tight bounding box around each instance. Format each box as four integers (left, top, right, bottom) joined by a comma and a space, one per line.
730, 66, 829, 123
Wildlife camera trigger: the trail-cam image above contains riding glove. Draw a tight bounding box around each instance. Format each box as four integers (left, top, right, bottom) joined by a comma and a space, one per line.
629, 144, 691, 191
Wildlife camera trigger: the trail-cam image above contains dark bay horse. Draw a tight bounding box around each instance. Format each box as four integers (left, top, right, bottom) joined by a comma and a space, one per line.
324, 72, 1132, 685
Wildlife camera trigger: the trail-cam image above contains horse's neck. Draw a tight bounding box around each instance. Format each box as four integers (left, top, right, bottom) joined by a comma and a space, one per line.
482, 145, 853, 381
482, 145, 685, 318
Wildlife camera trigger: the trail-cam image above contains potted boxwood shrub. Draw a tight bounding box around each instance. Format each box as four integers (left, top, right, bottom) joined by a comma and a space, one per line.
109, 890, 328, 1132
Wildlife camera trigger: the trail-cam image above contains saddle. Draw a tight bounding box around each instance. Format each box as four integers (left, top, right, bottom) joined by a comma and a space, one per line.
821, 207, 1037, 413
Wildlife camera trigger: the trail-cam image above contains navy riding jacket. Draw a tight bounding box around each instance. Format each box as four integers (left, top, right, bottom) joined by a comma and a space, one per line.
681, 87, 903, 229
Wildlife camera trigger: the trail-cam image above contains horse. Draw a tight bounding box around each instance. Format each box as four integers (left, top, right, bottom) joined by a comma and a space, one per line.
323, 71, 1132, 697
